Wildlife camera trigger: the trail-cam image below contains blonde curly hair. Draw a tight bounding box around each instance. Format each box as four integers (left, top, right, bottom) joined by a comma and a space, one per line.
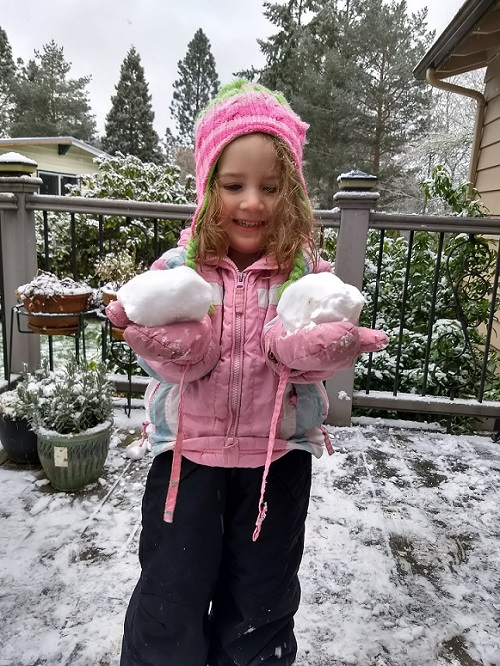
187, 133, 317, 276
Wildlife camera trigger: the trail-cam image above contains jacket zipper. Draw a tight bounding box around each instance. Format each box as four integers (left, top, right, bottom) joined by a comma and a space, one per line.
227, 272, 245, 441
316, 380, 329, 419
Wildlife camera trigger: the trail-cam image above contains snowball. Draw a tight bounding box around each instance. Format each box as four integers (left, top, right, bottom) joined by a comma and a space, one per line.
117, 266, 213, 327
124, 440, 148, 460
277, 272, 365, 333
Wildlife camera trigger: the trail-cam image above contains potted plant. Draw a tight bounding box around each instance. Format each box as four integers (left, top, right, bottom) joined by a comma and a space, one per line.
16, 358, 114, 491
95, 248, 144, 305
16, 271, 93, 335
0, 386, 39, 464
95, 248, 144, 340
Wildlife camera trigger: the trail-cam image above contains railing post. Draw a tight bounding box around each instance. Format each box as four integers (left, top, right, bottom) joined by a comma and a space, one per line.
326, 170, 379, 426
0, 153, 42, 380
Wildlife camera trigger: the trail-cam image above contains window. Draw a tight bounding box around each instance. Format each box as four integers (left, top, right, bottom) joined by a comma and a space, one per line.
39, 171, 78, 195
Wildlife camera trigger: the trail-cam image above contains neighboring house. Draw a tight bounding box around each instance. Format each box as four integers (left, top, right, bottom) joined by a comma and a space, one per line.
414, 0, 500, 216
0, 137, 108, 195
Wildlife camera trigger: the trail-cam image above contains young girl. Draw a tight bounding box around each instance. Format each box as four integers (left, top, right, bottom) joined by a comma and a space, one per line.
107, 80, 388, 666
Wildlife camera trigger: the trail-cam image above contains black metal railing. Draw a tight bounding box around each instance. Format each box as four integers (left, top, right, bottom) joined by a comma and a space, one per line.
2, 187, 500, 427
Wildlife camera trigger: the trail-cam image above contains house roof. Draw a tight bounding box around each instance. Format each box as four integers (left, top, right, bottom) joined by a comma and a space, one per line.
414, 0, 500, 80
0, 137, 108, 158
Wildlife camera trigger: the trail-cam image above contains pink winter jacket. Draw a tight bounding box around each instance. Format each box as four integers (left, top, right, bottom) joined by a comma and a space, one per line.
107, 244, 388, 471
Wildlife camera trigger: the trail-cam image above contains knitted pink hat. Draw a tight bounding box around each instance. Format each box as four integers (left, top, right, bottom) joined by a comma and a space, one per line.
189, 79, 310, 237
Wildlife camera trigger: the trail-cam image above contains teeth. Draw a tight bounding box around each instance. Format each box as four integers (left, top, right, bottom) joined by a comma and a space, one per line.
236, 220, 262, 228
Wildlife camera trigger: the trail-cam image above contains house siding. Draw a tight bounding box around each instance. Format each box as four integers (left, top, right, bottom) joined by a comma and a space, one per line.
475, 53, 500, 216
0, 144, 100, 177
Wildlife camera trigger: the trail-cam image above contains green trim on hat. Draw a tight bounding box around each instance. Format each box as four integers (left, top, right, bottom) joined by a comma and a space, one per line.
184, 236, 198, 270
196, 79, 291, 123
193, 161, 218, 235
277, 251, 306, 299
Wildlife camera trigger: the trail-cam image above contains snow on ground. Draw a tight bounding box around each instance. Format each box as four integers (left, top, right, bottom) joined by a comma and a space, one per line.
0, 410, 499, 666
297, 426, 500, 666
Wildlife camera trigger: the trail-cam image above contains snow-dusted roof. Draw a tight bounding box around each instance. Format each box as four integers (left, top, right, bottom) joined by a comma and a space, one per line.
414, 0, 500, 79
0, 137, 108, 158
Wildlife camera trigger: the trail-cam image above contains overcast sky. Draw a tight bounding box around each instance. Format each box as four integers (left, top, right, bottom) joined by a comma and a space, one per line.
1, 0, 466, 138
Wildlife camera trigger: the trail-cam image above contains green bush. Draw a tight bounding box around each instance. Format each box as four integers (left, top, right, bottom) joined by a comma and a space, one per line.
36, 153, 195, 282
321, 166, 500, 407
17, 358, 114, 435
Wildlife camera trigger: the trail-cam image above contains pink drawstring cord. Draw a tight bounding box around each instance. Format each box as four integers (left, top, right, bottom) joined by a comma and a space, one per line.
163, 367, 189, 523
138, 421, 149, 447
160, 364, 294, 536
252, 366, 291, 541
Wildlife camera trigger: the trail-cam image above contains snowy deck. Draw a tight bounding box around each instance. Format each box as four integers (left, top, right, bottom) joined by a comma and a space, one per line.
0, 412, 499, 665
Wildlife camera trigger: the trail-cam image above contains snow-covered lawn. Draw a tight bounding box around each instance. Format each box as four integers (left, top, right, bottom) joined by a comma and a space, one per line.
0, 411, 499, 666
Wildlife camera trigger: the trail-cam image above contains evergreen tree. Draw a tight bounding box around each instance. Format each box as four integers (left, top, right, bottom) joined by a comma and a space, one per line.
254, 0, 433, 208
252, 1, 360, 204
345, 0, 432, 192
10, 40, 96, 142
257, 0, 320, 95
103, 46, 162, 163
170, 29, 220, 146
163, 127, 177, 165
0, 26, 16, 137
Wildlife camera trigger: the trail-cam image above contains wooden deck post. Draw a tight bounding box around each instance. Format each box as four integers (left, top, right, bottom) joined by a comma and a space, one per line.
326, 170, 379, 426
0, 153, 42, 380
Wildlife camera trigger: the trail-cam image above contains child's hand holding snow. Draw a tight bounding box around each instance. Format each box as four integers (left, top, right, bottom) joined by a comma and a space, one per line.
277, 272, 365, 331
117, 266, 213, 326
269, 272, 388, 373
105, 266, 214, 364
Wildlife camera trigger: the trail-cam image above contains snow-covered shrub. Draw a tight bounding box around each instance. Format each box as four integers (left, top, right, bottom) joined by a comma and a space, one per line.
34, 212, 74, 279
323, 228, 500, 402
0, 388, 25, 419
16, 271, 92, 300
95, 248, 144, 293
420, 165, 489, 218
17, 359, 114, 435
35, 153, 195, 283
70, 152, 195, 204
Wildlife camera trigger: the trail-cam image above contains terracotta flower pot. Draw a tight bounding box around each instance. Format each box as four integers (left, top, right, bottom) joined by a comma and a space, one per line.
101, 289, 117, 307
102, 289, 126, 340
110, 326, 126, 341
22, 292, 92, 335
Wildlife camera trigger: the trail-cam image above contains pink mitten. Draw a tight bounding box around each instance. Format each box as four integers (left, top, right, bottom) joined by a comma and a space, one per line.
272, 320, 388, 372
123, 315, 213, 364
357, 326, 389, 353
105, 300, 131, 328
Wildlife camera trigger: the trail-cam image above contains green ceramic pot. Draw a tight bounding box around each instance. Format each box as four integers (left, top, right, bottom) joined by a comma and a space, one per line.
36, 420, 112, 491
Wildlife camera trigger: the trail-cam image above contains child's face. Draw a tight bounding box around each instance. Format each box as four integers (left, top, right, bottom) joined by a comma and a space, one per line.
216, 133, 279, 271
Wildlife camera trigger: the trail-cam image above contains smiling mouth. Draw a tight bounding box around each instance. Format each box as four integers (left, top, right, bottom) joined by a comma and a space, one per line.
234, 219, 264, 228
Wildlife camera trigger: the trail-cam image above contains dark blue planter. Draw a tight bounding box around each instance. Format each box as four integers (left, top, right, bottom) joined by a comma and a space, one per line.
0, 416, 40, 464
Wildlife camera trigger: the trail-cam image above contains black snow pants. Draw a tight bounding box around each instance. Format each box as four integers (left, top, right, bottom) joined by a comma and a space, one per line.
119, 448, 312, 666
